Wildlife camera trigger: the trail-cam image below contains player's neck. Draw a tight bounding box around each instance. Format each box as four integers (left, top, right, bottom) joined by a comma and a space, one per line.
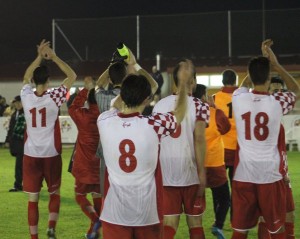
35, 84, 48, 96
253, 84, 269, 93
122, 105, 145, 115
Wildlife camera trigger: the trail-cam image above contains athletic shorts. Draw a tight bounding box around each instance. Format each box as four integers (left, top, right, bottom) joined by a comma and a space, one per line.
286, 183, 295, 213
163, 185, 205, 216
23, 155, 62, 194
231, 180, 286, 233
75, 179, 100, 195
102, 221, 163, 239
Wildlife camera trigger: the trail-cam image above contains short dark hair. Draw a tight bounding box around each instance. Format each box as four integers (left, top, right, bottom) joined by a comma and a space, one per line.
270, 76, 284, 87
87, 88, 97, 105
33, 65, 49, 85
222, 69, 237, 86
121, 74, 151, 108
109, 62, 127, 85
193, 84, 207, 99
173, 59, 195, 87
248, 57, 270, 86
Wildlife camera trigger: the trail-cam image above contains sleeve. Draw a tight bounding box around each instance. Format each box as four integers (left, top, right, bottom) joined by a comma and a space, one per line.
273, 91, 296, 115
194, 98, 210, 126
147, 112, 177, 138
68, 88, 89, 122
49, 85, 68, 107
232, 87, 249, 96
215, 108, 231, 135
21, 84, 33, 98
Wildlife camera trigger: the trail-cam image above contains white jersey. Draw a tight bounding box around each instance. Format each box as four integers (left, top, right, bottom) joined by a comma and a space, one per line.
98, 109, 177, 226
232, 87, 296, 183
153, 95, 210, 186
21, 84, 67, 157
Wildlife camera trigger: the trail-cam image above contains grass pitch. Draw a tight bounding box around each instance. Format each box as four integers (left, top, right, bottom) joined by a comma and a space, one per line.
0, 147, 299, 239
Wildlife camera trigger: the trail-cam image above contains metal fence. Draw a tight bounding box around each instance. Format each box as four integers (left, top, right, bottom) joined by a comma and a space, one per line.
52, 8, 300, 63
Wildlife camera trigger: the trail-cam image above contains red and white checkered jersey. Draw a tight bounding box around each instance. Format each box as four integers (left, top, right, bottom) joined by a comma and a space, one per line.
232, 87, 296, 183
97, 109, 177, 226
21, 84, 67, 157
153, 95, 210, 186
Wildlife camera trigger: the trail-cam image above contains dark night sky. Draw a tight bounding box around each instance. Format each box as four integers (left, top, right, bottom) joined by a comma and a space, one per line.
0, 0, 300, 65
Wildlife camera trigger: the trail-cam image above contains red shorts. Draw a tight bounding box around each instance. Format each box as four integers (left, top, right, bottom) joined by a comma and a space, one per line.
75, 179, 100, 195
102, 221, 163, 239
286, 183, 295, 213
163, 185, 205, 216
232, 180, 286, 233
23, 155, 62, 193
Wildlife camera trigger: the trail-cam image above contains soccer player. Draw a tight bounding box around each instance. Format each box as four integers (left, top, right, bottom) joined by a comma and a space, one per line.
194, 84, 231, 239
153, 60, 210, 239
257, 76, 296, 239
214, 69, 238, 186
231, 39, 299, 239
68, 77, 101, 239
21, 40, 77, 239
97, 60, 193, 239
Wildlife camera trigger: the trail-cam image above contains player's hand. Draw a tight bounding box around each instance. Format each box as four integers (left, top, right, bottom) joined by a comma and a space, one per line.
261, 39, 273, 57
125, 48, 137, 65
178, 59, 194, 86
41, 45, 57, 60
37, 39, 50, 57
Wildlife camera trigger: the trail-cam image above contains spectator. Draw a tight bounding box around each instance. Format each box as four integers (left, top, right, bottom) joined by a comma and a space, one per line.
5, 95, 26, 192
0, 95, 9, 116
194, 84, 231, 239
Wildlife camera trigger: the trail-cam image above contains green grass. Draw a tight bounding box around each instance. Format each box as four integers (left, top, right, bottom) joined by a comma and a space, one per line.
0, 147, 299, 239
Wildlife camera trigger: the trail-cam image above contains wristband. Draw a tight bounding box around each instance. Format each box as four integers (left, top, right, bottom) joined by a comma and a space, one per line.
133, 63, 142, 71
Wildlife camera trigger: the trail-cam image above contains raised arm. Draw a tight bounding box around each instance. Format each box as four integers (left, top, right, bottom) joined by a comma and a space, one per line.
126, 48, 158, 95
172, 60, 194, 124
23, 40, 50, 85
42, 45, 77, 90
96, 68, 110, 89
262, 39, 300, 98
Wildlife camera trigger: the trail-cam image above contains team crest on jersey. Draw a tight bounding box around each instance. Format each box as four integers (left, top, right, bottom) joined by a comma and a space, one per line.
122, 122, 131, 128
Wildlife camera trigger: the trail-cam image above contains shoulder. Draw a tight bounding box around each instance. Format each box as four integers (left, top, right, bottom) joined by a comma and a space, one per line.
98, 108, 118, 122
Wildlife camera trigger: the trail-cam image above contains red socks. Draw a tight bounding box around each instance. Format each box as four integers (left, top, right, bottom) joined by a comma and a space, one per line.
28, 201, 39, 238
189, 227, 205, 239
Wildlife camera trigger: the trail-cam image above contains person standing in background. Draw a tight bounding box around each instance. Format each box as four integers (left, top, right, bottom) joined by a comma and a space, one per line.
68, 77, 101, 239
194, 84, 231, 239
5, 95, 26, 192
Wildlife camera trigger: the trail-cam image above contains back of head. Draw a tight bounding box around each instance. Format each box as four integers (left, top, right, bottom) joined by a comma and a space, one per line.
109, 62, 127, 86
248, 57, 270, 86
121, 74, 151, 108
222, 69, 237, 86
173, 58, 196, 87
270, 76, 284, 86
33, 65, 50, 86
87, 88, 97, 105
193, 84, 207, 99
